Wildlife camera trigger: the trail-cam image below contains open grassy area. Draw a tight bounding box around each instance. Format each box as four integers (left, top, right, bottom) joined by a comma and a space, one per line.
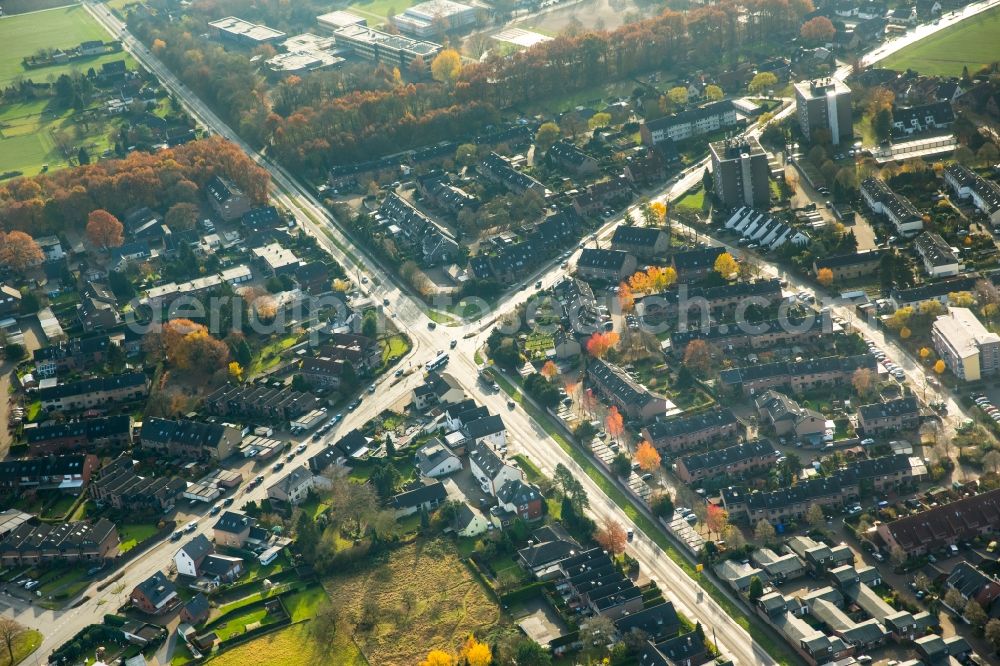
882, 5, 1000, 76
118, 523, 158, 552
323, 538, 499, 666
379, 334, 410, 367
675, 188, 705, 212
0, 6, 127, 86
207, 623, 365, 666
0, 629, 42, 666
282, 586, 329, 622
347, 0, 419, 23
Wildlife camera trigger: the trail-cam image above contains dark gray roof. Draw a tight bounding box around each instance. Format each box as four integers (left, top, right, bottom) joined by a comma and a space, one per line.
678, 439, 775, 474
135, 571, 176, 607
577, 248, 632, 270
180, 534, 212, 563
213, 511, 253, 534
391, 480, 447, 509
39, 372, 146, 401
858, 396, 919, 421
814, 250, 885, 270
465, 415, 505, 439
645, 408, 737, 440
25, 415, 132, 444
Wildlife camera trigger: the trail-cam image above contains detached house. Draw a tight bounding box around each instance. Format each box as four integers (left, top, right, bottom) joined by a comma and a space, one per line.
131, 571, 178, 615
469, 441, 522, 496
174, 534, 213, 578
412, 371, 465, 410
415, 440, 461, 477
756, 391, 827, 441
495, 479, 544, 522
212, 511, 255, 548
391, 479, 447, 517
266, 465, 316, 507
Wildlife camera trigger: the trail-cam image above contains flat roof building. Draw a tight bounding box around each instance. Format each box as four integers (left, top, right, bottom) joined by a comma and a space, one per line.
332, 24, 441, 72
794, 78, 853, 145
208, 16, 286, 45
710, 136, 770, 210
267, 34, 345, 74
392, 0, 477, 38
316, 10, 367, 31
932, 307, 1000, 382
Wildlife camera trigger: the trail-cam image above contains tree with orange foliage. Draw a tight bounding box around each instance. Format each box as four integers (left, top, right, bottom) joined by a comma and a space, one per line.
618, 282, 635, 312
714, 252, 739, 280
596, 517, 628, 555
605, 406, 624, 442
582, 388, 597, 417
800, 16, 836, 43
149, 319, 230, 373
540, 360, 559, 381
705, 504, 729, 540
635, 441, 661, 472
683, 339, 712, 377
0, 231, 43, 273
816, 267, 834, 288
586, 331, 619, 358
648, 266, 676, 291
86, 209, 124, 248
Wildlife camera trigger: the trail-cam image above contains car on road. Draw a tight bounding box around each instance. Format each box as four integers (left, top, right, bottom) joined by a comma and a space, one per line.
394, 368, 404, 377
311, 433, 322, 441
185, 521, 198, 533
368, 384, 376, 393
348, 399, 361, 411
223, 497, 234, 507
507, 399, 516, 409
450, 339, 458, 348
254, 475, 265, 484
210, 505, 222, 516
286, 453, 295, 462
272, 462, 285, 473
170, 531, 183, 542
428, 321, 436, 330
296, 443, 307, 454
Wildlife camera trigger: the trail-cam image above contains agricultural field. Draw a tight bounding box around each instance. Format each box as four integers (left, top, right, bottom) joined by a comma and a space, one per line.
323, 539, 500, 666
882, 5, 1000, 76
0, 6, 128, 87
206, 624, 366, 666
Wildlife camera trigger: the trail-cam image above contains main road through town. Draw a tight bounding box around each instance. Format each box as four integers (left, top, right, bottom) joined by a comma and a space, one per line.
6, 2, 994, 662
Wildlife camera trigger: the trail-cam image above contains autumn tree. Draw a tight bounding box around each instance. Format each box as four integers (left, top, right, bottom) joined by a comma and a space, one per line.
629, 266, 676, 294
683, 339, 712, 377
228, 361, 243, 383
535, 122, 561, 153
705, 504, 728, 540
806, 504, 825, 529
748, 72, 778, 94
985, 618, 1000, 651
165, 202, 199, 230
460, 635, 492, 666
934, 359, 946, 374
944, 587, 965, 611
588, 112, 612, 130
800, 16, 836, 43
618, 282, 635, 312
540, 360, 559, 381
86, 209, 125, 248
596, 517, 628, 555
431, 49, 462, 85
586, 331, 619, 358
852, 367, 874, 398
713, 251, 739, 279
754, 519, 776, 544
147, 319, 230, 373
816, 267, 834, 287
605, 406, 624, 442
420, 650, 454, 666
965, 599, 988, 627
0, 231, 43, 272
0, 618, 25, 666
635, 441, 661, 472
704, 84, 724, 101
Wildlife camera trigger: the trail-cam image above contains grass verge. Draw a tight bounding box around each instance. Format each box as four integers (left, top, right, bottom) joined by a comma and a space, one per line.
0, 629, 41, 666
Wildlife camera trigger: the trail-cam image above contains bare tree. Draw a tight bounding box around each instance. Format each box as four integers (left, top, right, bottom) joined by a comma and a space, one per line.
0, 618, 26, 666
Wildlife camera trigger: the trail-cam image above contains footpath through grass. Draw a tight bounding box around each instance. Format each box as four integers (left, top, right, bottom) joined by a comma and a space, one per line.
494, 371, 798, 665
882, 4, 1000, 76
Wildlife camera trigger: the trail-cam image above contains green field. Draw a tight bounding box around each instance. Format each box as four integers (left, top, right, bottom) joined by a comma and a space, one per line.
347, 0, 419, 23
0, 6, 128, 86
882, 5, 1000, 76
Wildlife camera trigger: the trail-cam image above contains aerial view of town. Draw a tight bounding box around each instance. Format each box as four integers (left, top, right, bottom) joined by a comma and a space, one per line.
2, 0, 1000, 664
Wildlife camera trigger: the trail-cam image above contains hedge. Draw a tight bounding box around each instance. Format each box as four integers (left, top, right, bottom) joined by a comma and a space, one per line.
216, 617, 292, 650
500, 581, 551, 605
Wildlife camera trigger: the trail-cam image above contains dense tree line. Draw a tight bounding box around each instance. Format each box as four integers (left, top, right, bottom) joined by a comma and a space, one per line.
0, 136, 269, 234
126, 0, 814, 177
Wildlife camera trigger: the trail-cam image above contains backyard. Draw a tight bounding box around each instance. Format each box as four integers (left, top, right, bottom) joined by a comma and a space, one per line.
206, 623, 365, 666
882, 4, 1000, 76
322, 538, 500, 666
118, 523, 159, 552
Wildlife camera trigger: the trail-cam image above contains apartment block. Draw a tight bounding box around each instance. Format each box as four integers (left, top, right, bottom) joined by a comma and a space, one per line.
709, 137, 771, 209
932, 307, 1000, 381
794, 78, 853, 145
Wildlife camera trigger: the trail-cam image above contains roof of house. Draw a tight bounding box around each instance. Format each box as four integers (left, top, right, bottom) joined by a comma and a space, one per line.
39, 372, 146, 402
183, 592, 209, 619
179, 534, 212, 564
465, 415, 505, 440
206, 175, 242, 203
644, 408, 738, 440
893, 100, 955, 128
814, 250, 885, 270
882, 488, 1000, 551
611, 226, 665, 248
914, 232, 958, 268
391, 479, 447, 509
0, 454, 93, 482
548, 139, 594, 166
415, 440, 457, 475
25, 415, 132, 444
496, 478, 541, 506
861, 177, 922, 222
614, 601, 680, 638
890, 275, 979, 305
932, 307, 1000, 359
577, 248, 632, 271
644, 100, 735, 132
670, 245, 726, 271
858, 396, 919, 421
679, 439, 776, 474
142, 418, 230, 450
469, 441, 512, 480
214, 511, 254, 534
134, 571, 176, 606
589, 359, 665, 410
268, 466, 313, 498
720, 353, 877, 386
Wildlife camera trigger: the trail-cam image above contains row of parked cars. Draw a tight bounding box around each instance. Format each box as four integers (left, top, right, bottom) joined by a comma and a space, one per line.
971, 392, 1000, 424
865, 338, 906, 381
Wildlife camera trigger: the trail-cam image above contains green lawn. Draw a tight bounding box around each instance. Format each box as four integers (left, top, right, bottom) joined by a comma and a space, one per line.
882, 5, 1000, 76
0, 629, 41, 666
675, 188, 705, 212
282, 585, 329, 621
0, 6, 128, 86
347, 0, 419, 22
118, 523, 159, 552
379, 334, 411, 366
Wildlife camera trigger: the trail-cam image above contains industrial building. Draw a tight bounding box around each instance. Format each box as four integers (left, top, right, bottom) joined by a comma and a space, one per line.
332, 24, 441, 72
208, 16, 286, 45
391, 0, 477, 37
